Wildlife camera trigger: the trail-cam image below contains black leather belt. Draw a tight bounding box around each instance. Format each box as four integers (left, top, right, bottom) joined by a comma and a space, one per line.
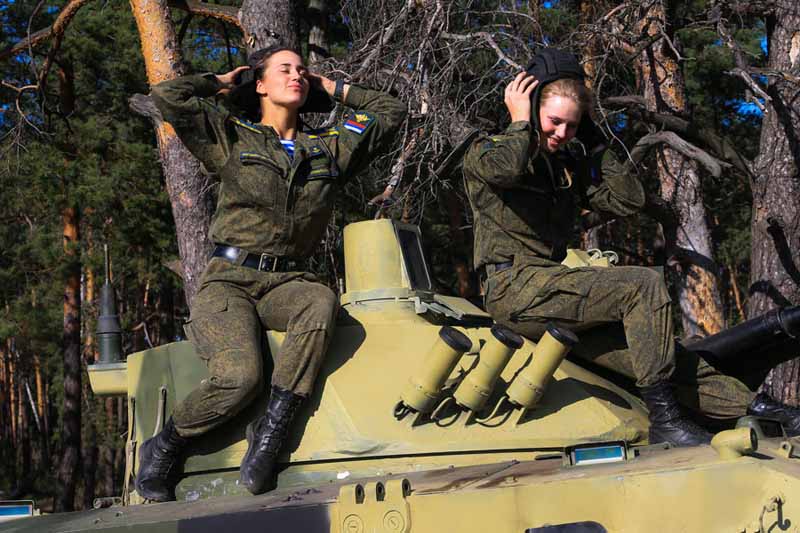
212, 245, 296, 272
478, 260, 514, 283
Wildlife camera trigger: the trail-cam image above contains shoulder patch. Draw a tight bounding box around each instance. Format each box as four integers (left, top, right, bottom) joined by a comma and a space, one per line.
343, 111, 375, 135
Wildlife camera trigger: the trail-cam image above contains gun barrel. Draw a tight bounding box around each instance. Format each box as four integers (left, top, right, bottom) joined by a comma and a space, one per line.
684, 305, 800, 365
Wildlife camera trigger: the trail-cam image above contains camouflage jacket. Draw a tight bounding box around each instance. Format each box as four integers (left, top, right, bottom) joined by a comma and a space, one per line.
151, 74, 407, 258
463, 120, 645, 270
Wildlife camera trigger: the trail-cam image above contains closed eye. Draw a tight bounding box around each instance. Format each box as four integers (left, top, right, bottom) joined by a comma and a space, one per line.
549, 116, 578, 128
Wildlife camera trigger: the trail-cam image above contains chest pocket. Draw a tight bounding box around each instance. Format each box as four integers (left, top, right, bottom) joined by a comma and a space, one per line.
306, 143, 338, 180
293, 143, 338, 218
238, 151, 286, 210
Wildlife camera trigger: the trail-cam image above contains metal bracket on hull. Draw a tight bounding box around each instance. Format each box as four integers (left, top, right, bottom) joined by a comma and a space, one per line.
335, 479, 412, 533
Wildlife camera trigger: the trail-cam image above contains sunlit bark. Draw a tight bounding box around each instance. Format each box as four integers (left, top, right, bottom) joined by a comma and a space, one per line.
635, 0, 725, 337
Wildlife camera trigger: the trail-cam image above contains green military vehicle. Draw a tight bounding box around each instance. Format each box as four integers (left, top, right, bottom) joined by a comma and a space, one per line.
3, 219, 800, 532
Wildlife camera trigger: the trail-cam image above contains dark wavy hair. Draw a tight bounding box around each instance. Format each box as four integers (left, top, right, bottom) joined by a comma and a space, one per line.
227, 45, 333, 121
250, 45, 302, 82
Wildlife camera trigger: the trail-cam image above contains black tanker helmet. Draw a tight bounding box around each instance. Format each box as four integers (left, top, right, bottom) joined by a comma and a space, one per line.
227, 45, 335, 122
525, 48, 585, 130
525, 48, 606, 154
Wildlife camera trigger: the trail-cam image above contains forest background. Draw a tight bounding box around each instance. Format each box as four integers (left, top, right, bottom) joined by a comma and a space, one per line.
1, 0, 798, 513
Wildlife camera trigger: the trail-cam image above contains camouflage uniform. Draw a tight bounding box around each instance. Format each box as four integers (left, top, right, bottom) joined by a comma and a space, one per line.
152, 74, 406, 437
464, 120, 755, 419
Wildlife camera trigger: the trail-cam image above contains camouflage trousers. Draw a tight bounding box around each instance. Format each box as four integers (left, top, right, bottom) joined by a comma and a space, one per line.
485, 260, 756, 419
172, 258, 338, 438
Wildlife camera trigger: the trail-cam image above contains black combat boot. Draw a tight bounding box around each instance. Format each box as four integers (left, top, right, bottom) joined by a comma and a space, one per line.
747, 393, 800, 436
640, 382, 712, 446
240, 385, 304, 495
135, 417, 189, 501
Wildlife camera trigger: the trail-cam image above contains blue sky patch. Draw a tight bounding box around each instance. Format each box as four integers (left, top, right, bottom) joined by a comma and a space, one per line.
726, 98, 764, 118
611, 113, 627, 132
735, 100, 764, 117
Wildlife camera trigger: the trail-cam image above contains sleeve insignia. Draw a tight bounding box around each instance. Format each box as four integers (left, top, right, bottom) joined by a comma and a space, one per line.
344, 112, 375, 135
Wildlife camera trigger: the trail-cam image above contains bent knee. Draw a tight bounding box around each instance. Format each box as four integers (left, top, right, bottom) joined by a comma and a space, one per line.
632, 267, 670, 308
210, 371, 263, 416
296, 285, 339, 326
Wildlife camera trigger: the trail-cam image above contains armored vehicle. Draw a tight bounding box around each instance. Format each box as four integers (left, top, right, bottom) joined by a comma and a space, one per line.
3, 219, 800, 532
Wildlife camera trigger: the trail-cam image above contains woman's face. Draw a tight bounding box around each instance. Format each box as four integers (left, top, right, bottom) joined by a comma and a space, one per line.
538, 95, 582, 152
255, 50, 309, 109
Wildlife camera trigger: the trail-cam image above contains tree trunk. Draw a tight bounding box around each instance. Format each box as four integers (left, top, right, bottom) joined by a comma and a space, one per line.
3, 340, 17, 484
8, 340, 17, 449
748, 4, 800, 405
239, 0, 299, 53
307, 0, 329, 63
130, 0, 215, 306
19, 373, 31, 495
635, 0, 725, 337
57, 205, 81, 512
81, 258, 98, 509
33, 354, 50, 473
0, 343, 6, 442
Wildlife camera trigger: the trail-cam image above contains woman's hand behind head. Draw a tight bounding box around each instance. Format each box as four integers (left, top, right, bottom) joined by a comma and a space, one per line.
504, 72, 539, 123
216, 66, 251, 91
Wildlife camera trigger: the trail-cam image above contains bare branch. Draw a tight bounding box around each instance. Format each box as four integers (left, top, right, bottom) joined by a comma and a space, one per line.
750, 67, 800, 85
603, 95, 754, 177
0, 26, 52, 62
169, 0, 239, 27
37, 0, 93, 94
0, 0, 241, 62
631, 131, 732, 177
726, 67, 771, 110
712, 4, 771, 110
353, 2, 412, 78
441, 32, 523, 70
0, 81, 44, 134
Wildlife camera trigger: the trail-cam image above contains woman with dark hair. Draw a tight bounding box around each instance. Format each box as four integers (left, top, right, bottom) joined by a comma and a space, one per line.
135, 46, 406, 500
463, 48, 800, 448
